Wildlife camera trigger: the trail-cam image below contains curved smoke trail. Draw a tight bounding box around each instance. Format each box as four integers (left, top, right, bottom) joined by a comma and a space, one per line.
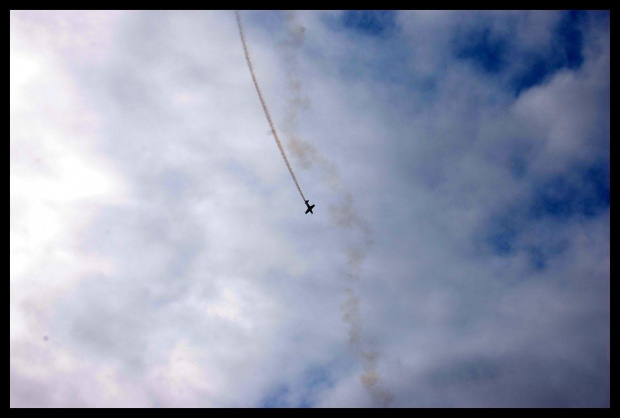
235, 10, 306, 203
279, 11, 392, 407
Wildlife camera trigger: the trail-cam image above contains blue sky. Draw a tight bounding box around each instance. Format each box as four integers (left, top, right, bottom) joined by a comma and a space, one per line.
10, 10, 609, 407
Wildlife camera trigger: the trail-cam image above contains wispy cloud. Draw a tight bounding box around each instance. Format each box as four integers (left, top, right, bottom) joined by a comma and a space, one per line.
10, 10, 609, 407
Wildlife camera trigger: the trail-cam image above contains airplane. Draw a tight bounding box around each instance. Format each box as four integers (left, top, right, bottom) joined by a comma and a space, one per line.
304, 200, 315, 214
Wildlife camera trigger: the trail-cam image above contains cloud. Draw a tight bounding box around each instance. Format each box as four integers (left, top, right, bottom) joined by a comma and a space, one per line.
11, 11, 609, 407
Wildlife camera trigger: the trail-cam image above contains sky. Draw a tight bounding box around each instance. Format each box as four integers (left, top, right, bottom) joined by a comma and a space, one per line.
10, 10, 609, 408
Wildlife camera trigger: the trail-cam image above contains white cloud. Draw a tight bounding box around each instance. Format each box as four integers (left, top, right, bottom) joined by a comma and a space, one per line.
10, 10, 609, 407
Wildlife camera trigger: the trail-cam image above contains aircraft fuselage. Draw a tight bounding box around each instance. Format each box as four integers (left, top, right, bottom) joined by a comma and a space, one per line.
304, 200, 315, 214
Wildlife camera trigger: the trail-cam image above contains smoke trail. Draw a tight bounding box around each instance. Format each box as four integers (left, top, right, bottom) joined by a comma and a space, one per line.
235, 10, 306, 203
341, 288, 393, 407
279, 11, 392, 407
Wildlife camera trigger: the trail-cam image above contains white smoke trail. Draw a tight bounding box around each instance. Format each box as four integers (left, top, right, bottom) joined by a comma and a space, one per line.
235, 10, 391, 406
235, 10, 306, 203
278, 11, 392, 407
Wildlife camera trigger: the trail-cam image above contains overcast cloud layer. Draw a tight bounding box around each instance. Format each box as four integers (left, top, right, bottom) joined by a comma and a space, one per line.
10, 10, 609, 407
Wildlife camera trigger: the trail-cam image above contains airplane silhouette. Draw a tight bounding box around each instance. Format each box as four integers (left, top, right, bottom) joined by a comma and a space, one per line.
304, 200, 315, 214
